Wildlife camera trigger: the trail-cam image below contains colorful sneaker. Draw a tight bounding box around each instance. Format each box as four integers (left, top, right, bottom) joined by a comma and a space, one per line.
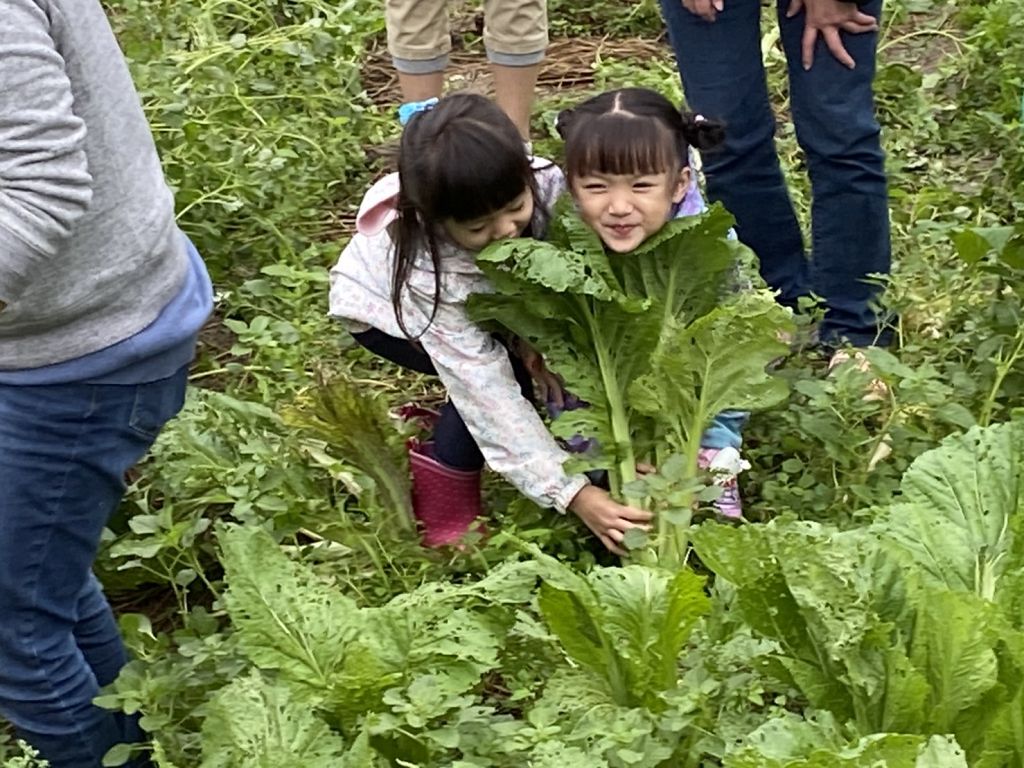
697, 446, 750, 520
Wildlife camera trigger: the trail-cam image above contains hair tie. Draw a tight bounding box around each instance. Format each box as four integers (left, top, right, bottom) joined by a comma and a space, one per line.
398, 97, 439, 126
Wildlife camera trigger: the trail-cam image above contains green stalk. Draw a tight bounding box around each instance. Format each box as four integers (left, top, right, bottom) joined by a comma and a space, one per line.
659, 414, 704, 568
580, 299, 639, 505
979, 327, 1024, 427
658, 378, 710, 567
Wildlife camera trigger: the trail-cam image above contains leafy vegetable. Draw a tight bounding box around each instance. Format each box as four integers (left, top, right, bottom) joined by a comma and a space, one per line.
533, 550, 709, 710
873, 420, 1024, 600
725, 713, 967, 768
695, 421, 1024, 763
199, 671, 376, 768
471, 201, 790, 565
282, 374, 414, 535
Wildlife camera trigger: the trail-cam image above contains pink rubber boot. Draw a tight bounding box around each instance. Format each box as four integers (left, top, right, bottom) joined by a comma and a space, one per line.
409, 442, 485, 547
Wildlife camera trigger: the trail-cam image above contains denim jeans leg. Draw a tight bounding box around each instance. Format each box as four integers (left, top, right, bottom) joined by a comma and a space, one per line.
777, 0, 892, 346
700, 409, 749, 451
0, 369, 188, 768
74, 574, 128, 689
659, 0, 809, 306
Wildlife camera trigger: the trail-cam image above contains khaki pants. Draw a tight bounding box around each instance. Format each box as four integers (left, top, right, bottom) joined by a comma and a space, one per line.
386, 0, 548, 71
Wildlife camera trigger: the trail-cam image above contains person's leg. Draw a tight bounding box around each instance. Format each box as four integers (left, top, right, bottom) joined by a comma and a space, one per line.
490, 63, 542, 141
351, 328, 437, 375
74, 575, 150, 767
777, 0, 891, 347
386, 0, 450, 102
0, 369, 188, 768
659, 0, 809, 307
698, 410, 750, 519
700, 410, 748, 451
483, 0, 548, 140
397, 71, 445, 103
74, 574, 127, 689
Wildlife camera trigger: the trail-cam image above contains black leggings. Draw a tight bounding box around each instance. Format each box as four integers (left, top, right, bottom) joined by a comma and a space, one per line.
351, 328, 534, 471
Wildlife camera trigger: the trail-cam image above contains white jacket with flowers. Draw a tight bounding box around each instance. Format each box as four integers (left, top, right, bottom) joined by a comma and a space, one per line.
328, 159, 588, 513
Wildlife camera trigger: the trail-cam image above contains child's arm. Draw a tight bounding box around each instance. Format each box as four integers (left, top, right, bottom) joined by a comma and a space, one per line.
420, 303, 586, 513
569, 485, 653, 556
420, 301, 653, 551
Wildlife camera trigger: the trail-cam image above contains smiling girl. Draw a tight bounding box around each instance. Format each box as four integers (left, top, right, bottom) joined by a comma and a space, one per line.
556, 87, 752, 518
329, 93, 651, 553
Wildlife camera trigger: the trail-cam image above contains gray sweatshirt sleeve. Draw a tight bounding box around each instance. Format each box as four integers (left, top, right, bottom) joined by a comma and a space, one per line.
0, 0, 93, 307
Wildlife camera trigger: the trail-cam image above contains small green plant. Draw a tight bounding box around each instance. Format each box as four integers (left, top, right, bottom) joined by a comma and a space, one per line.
469, 202, 791, 566
0, 741, 49, 768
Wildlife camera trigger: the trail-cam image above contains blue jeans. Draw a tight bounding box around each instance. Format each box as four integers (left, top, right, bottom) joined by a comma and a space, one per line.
659, 0, 891, 346
702, 409, 747, 450
0, 368, 188, 768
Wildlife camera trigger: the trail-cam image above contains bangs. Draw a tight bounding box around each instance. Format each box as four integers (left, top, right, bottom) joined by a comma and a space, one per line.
565, 114, 680, 180
431, 133, 531, 223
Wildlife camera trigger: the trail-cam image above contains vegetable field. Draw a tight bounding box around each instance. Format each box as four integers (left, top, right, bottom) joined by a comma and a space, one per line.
4, 0, 1023, 765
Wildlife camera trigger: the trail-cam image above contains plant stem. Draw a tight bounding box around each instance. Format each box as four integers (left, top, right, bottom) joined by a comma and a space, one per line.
658, 358, 713, 566
978, 328, 1024, 427
582, 300, 639, 504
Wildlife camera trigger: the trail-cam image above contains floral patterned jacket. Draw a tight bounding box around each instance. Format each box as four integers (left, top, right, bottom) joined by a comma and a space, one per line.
328, 159, 588, 513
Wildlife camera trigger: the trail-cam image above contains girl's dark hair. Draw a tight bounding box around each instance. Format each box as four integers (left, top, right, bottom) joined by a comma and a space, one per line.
555, 87, 724, 182
390, 92, 540, 338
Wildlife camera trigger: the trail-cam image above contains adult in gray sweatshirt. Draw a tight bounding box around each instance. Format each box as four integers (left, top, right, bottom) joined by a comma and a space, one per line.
0, 1, 213, 765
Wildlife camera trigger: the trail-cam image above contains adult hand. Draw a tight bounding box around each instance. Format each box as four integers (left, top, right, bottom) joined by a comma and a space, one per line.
786, 0, 878, 70
569, 485, 653, 556
683, 0, 724, 23
516, 339, 566, 409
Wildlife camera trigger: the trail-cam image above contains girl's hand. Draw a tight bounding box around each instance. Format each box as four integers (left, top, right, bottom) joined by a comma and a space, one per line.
786, 0, 879, 70
683, 0, 724, 22
515, 339, 566, 409
568, 485, 653, 556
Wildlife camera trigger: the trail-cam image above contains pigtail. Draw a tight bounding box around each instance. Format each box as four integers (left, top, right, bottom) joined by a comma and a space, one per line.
554, 107, 576, 140
679, 111, 725, 154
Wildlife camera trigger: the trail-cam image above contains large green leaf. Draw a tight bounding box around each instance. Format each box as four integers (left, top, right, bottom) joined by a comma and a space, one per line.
538, 583, 621, 693
874, 420, 1024, 599
692, 520, 928, 733
908, 585, 1002, 734
630, 293, 791, 448
536, 555, 709, 710
612, 203, 739, 322
589, 567, 709, 704
219, 525, 361, 695
477, 235, 622, 300
725, 713, 966, 767
199, 672, 353, 768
